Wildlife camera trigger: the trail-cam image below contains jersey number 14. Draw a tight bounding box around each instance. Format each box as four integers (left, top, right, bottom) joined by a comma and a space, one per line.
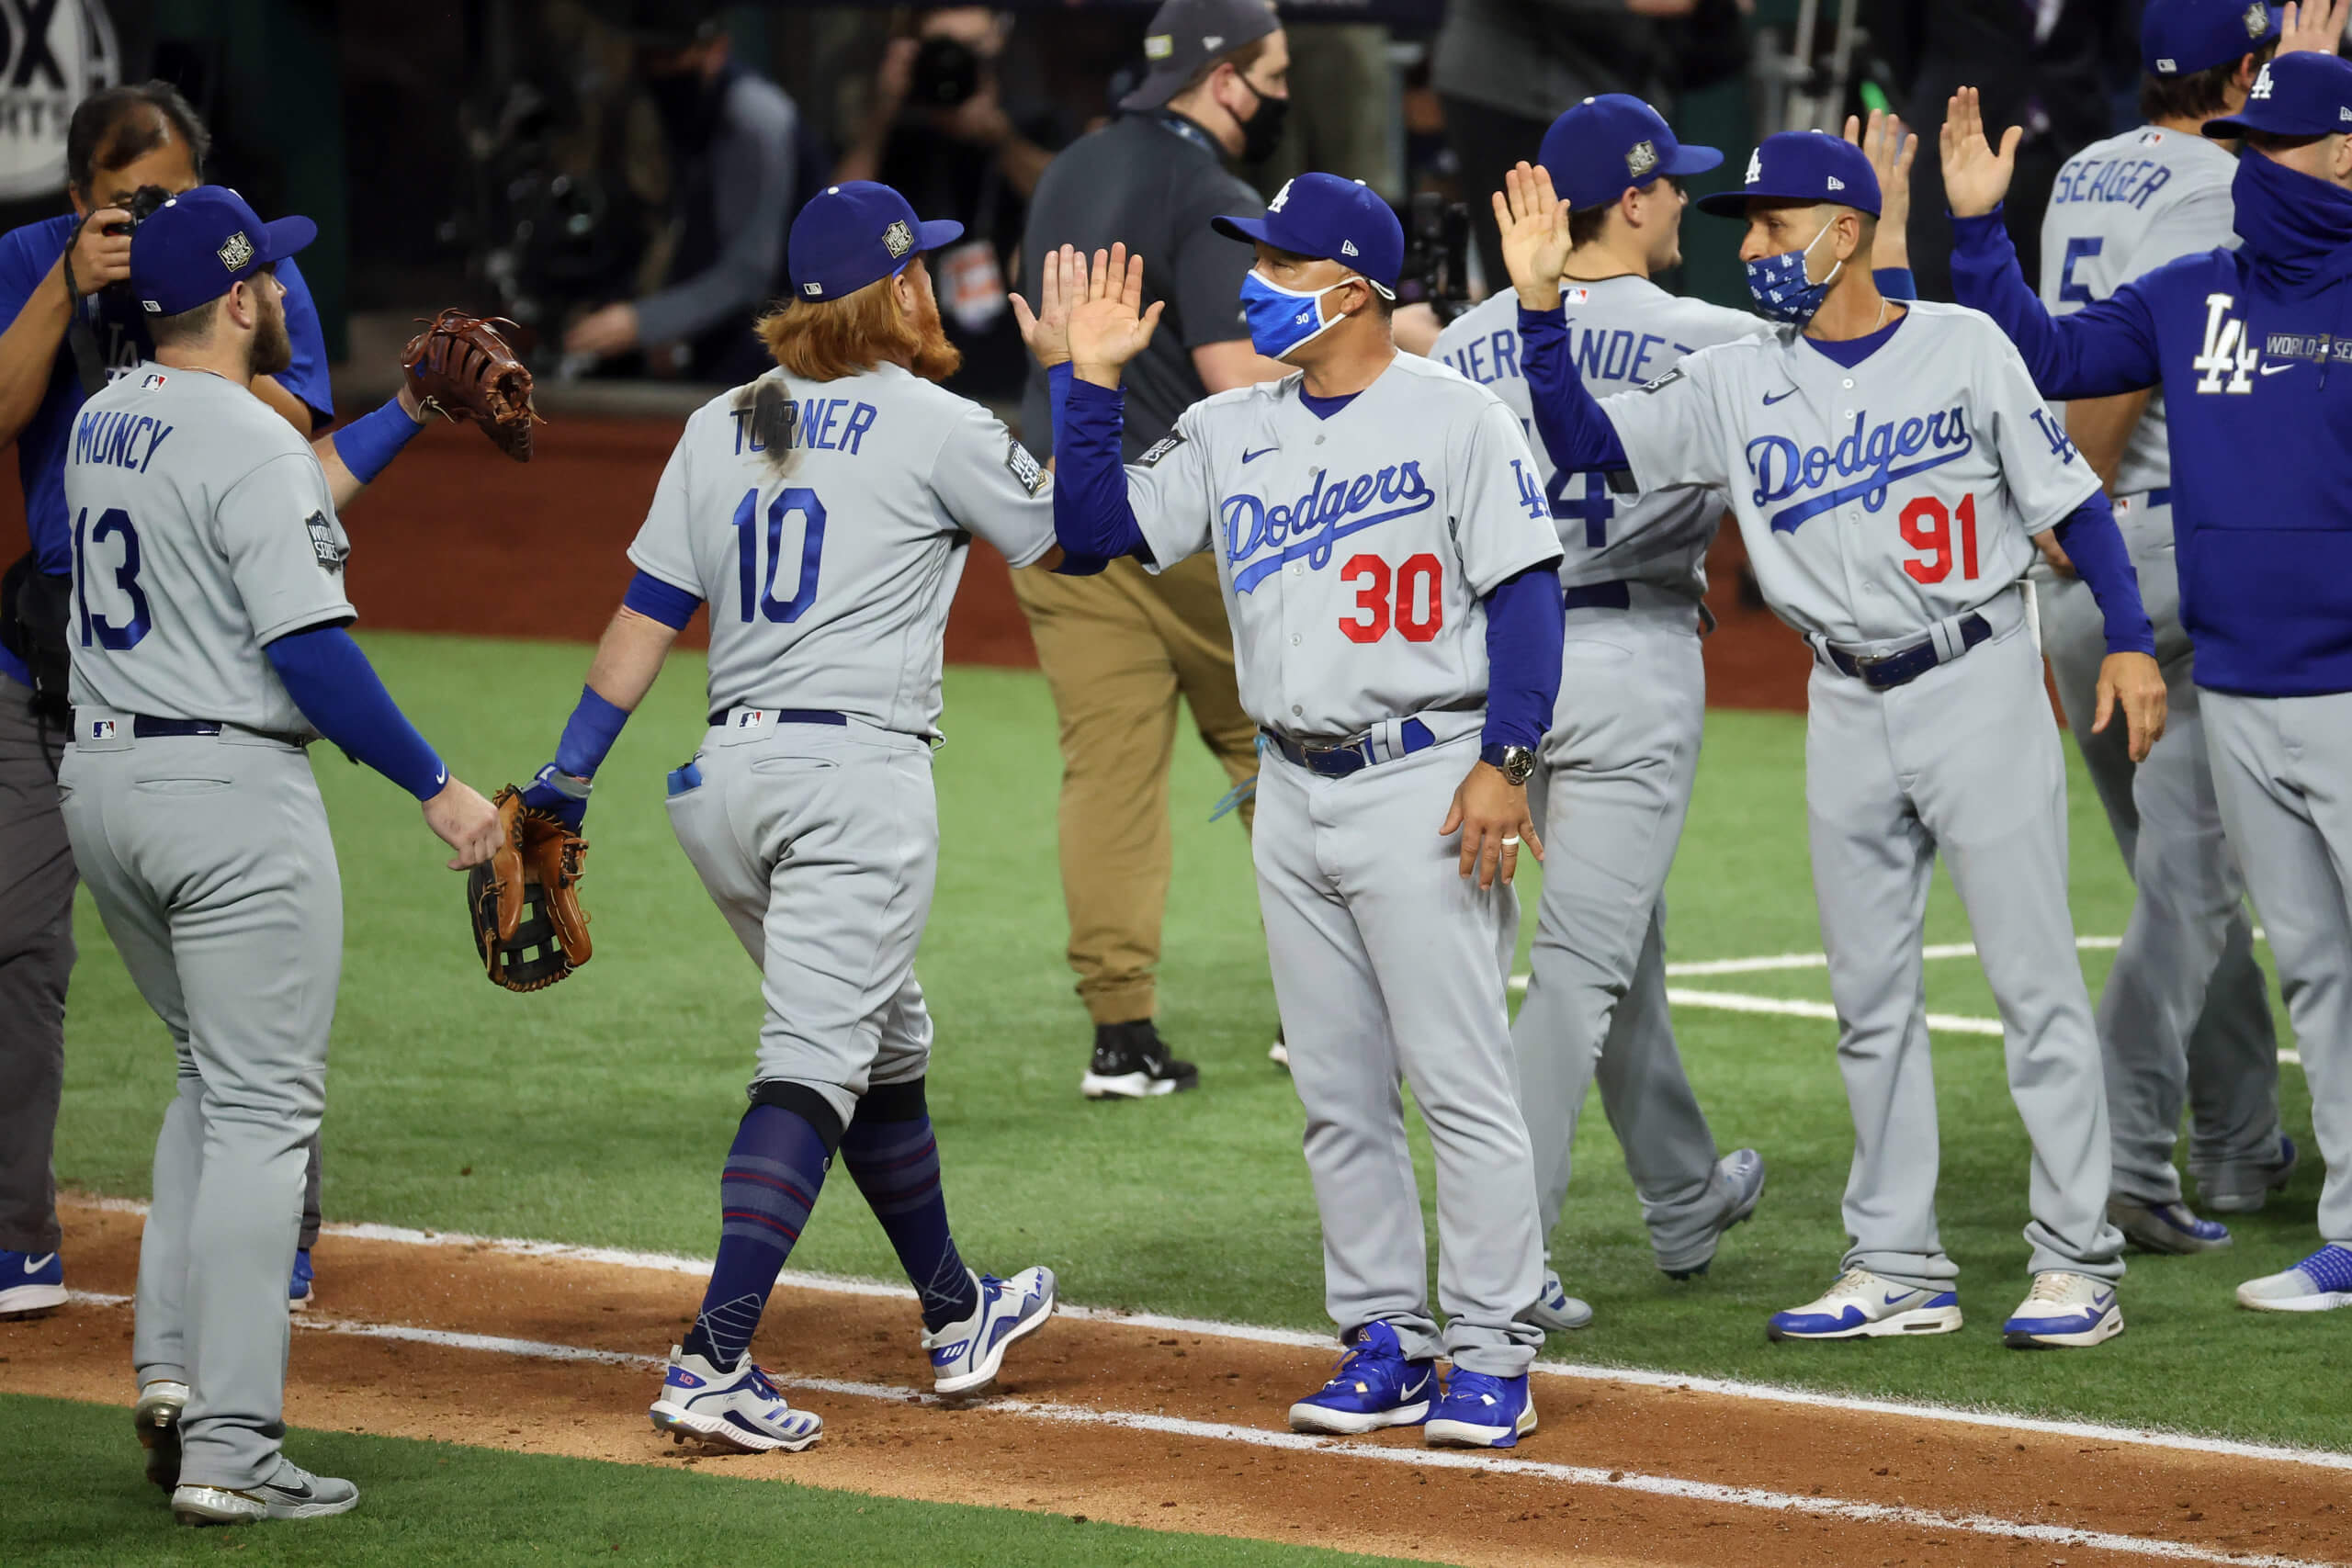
732, 486, 826, 623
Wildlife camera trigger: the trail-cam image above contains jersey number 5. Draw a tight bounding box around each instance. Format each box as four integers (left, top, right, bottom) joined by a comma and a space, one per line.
73, 506, 153, 650
1900, 493, 1980, 585
1339, 553, 1443, 644
732, 486, 826, 624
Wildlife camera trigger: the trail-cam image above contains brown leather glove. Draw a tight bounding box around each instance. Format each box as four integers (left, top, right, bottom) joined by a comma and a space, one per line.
403, 310, 541, 461
468, 787, 591, 991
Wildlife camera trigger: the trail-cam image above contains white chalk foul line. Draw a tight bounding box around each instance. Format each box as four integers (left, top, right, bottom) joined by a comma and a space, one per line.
51, 1290, 2338, 1568
1660, 935, 2124, 978
60, 1196, 2352, 1474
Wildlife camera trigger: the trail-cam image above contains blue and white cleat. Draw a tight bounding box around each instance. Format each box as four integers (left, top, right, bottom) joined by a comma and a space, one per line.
2003, 1271, 2123, 1348
1518, 1269, 1594, 1333
1768, 1268, 1962, 1341
288, 1249, 315, 1311
1288, 1321, 1436, 1435
2109, 1198, 2231, 1255
1423, 1370, 1535, 1449
925, 1266, 1057, 1396
649, 1347, 823, 1452
0, 1249, 65, 1318
2207, 1133, 2298, 1214
2237, 1245, 2352, 1313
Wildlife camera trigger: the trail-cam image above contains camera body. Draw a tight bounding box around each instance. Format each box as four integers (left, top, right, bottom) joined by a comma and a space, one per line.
910, 35, 982, 110
101, 184, 175, 240
1394, 193, 1471, 321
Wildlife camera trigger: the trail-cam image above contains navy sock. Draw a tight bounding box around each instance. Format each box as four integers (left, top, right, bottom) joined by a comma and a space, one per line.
681, 1104, 832, 1370
842, 1081, 979, 1333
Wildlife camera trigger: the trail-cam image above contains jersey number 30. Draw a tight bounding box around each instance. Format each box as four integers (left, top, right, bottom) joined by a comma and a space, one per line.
732, 486, 825, 623
1339, 553, 1443, 644
73, 506, 154, 650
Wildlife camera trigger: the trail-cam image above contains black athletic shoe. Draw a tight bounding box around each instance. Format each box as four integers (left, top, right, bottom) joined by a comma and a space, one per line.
1079, 1021, 1200, 1100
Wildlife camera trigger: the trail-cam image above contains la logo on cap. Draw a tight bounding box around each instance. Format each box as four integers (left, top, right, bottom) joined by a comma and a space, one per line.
2252, 62, 2275, 99
1744, 148, 1762, 184
217, 231, 254, 271
1268, 178, 1293, 211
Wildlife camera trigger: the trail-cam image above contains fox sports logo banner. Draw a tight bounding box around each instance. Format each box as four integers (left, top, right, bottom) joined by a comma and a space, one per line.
0, 1, 122, 201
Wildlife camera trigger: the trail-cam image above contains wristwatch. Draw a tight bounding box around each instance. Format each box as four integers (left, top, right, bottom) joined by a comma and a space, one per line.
1480, 743, 1537, 786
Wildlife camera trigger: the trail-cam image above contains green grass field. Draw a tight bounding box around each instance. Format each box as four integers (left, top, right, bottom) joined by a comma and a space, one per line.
45, 631, 2348, 1467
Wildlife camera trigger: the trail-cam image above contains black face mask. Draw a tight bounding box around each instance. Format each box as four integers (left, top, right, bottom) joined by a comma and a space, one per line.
1237, 80, 1289, 164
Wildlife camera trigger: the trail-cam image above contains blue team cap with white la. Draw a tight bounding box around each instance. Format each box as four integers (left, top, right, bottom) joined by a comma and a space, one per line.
2143, 0, 2281, 77
1540, 95, 1724, 212
2205, 51, 2352, 138
1212, 173, 1405, 294
1694, 130, 1881, 219
787, 181, 963, 302
128, 186, 315, 318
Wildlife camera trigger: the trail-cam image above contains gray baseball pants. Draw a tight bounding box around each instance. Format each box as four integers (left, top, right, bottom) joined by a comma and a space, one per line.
1805, 597, 2125, 1290
2036, 497, 2282, 1208
1513, 594, 1724, 1272
1255, 733, 1544, 1377
662, 712, 938, 1126
2202, 689, 2352, 1247
59, 719, 341, 1491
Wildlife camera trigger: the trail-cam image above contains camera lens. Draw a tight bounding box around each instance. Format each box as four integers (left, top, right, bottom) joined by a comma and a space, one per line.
910, 35, 980, 109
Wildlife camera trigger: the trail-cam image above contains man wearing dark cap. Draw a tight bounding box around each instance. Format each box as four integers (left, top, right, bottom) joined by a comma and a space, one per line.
1014, 0, 1293, 1100
1504, 130, 2165, 1348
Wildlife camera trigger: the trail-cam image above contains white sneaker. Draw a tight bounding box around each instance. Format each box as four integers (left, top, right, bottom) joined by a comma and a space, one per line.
1517, 1269, 1593, 1332
1269, 1034, 1290, 1069
1767, 1268, 1962, 1340
923, 1266, 1057, 1396
2237, 1245, 2352, 1313
2002, 1271, 2122, 1348
649, 1346, 822, 1452
172, 1459, 358, 1525
134, 1379, 189, 1491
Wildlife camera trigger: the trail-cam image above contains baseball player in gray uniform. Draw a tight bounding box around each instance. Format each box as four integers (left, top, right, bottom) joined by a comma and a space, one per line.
521, 184, 1058, 1454
1021, 174, 1567, 1447
1506, 134, 2169, 1348
59, 188, 503, 1523
2033, 0, 2294, 1252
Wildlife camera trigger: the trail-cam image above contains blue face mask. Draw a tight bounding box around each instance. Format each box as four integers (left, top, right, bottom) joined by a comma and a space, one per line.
1238, 271, 1356, 361
1744, 220, 1843, 326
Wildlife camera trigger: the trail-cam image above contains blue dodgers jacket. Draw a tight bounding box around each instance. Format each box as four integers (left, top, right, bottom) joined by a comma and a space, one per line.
1949, 149, 2352, 698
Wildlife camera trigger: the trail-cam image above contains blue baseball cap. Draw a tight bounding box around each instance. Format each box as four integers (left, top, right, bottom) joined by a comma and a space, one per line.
1539, 95, 1724, 212
2206, 51, 2352, 138
787, 182, 963, 302
1211, 173, 1405, 293
128, 186, 314, 318
2143, 0, 2281, 77
1694, 130, 1881, 219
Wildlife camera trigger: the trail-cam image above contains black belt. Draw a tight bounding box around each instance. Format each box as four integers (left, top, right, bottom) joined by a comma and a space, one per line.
707, 707, 849, 728
1265, 717, 1434, 778
2141, 487, 2171, 508
1563, 580, 1633, 612
74, 712, 308, 745
1821, 614, 1992, 691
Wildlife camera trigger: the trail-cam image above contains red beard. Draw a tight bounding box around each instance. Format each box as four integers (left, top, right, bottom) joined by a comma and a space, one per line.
907, 286, 962, 383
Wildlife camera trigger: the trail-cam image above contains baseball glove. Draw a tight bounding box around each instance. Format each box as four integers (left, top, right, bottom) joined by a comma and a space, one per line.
468, 787, 592, 991
403, 310, 541, 461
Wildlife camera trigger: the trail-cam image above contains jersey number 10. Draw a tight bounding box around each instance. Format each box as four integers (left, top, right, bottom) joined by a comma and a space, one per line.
1899, 493, 1980, 585
732, 486, 826, 623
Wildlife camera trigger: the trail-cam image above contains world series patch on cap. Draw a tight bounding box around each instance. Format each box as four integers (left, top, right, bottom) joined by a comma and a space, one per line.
787, 182, 963, 302
127, 186, 316, 318
1539, 95, 1724, 213
2143, 0, 2282, 77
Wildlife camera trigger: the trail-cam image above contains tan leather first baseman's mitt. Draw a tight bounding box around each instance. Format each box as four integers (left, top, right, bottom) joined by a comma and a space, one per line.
468, 788, 590, 991
403, 309, 541, 461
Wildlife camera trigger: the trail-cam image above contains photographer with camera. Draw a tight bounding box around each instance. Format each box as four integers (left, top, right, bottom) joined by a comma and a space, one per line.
834, 8, 1069, 400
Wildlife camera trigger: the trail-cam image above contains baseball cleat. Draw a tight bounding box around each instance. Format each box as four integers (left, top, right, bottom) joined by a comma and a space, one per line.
2236, 1245, 2352, 1313
1269, 1029, 1289, 1069
0, 1249, 65, 1318
649, 1346, 823, 1453
1661, 1148, 1767, 1279
2002, 1271, 2123, 1348
288, 1249, 315, 1311
1767, 1269, 1962, 1341
1080, 1021, 1199, 1100
1423, 1371, 1535, 1449
2205, 1133, 2298, 1214
925, 1266, 1057, 1396
134, 1379, 189, 1491
1518, 1269, 1593, 1332
1289, 1321, 1437, 1435
2109, 1198, 2232, 1255
172, 1459, 358, 1525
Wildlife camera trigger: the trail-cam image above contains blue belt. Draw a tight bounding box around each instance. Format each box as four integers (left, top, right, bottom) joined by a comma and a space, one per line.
1563, 580, 1632, 612
1265, 717, 1434, 778
2142, 487, 2171, 509
75, 712, 306, 744
1821, 613, 1992, 691
707, 707, 848, 728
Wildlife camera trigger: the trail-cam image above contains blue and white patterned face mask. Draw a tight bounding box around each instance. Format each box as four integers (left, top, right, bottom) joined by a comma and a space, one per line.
1238, 271, 1357, 360
1744, 220, 1844, 325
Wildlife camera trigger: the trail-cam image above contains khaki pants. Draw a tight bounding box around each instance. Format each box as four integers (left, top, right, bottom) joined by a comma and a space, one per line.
1012, 555, 1259, 1026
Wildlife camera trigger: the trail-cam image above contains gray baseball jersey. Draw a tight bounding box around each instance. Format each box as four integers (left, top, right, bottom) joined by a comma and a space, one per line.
628, 361, 1057, 738
63, 366, 352, 732
1122, 352, 1562, 739
2039, 125, 2239, 499
1434, 278, 1765, 599
1603, 302, 2099, 646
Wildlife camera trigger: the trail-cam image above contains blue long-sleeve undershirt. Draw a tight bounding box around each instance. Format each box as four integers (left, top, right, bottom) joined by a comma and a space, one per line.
1048, 363, 1150, 559
1518, 302, 1633, 478
1483, 564, 1564, 750
2050, 489, 2156, 657
263, 624, 448, 801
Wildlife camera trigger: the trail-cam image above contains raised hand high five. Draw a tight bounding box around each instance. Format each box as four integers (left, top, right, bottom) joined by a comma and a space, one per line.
1065, 243, 1164, 389
1939, 87, 2021, 220
1492, 162, 1575, 313
1010, 242, 1078, 369
2279, 0, 2352, 56
1846, 109, 1917, 271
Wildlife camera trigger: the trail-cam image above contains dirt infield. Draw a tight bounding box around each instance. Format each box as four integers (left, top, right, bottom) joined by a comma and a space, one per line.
8, 1201, 2346, 1568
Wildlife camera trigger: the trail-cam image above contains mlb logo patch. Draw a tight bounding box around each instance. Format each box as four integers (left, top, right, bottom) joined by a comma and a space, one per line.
882, 220, 915, 259
141, 372, 167, 389
1564, 288, 1591, 304
87, 719, 116, 740
217, 231, 254, 272
735, 709, 766, 728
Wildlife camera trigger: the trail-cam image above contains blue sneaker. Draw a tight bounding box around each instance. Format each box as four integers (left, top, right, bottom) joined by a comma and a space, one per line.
1768, 1268, 1962, 1341
288, 1249, 315, 1312
2108, 1198, 2231, 1255
2207, 1134, 2298, 1214
2002, 1272, 2123, 1348
924, 1266, 1057, 1396
1424, 1370, 1535, 1449
649, 1346, 823, 1452
1288, 1322, 1436, 1435
0, 1248, 64, 1318
2237, 1244, 2352, 1313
